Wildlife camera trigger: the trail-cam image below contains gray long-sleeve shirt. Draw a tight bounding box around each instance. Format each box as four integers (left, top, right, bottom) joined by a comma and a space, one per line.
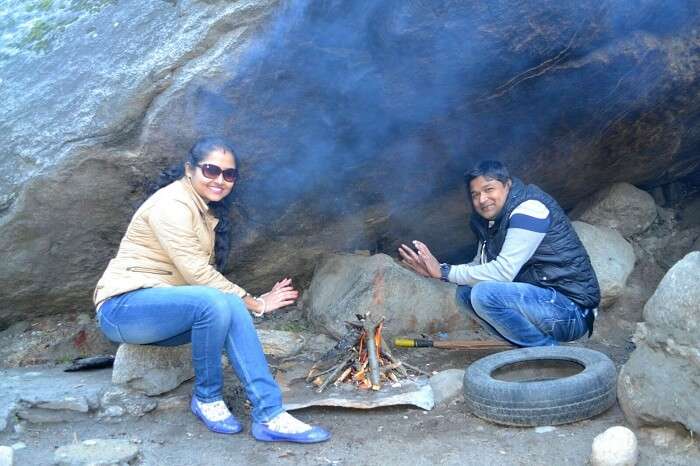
447, 200, 551, 286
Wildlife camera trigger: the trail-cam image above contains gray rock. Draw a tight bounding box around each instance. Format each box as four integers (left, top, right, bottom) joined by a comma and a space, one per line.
618, 252, 700, 433
16, 393, 92, 424
301, 334, 338, 361
0, 446, 12, 466
3, 0, 700, 329
153, 395, 189, 413
0, 313, 116, 369
257, 329, 306, 358
572, 222, 636, 307
1, 366, 110, 428
98, 387, 157, 419
15, 407, 88, 425
53, 439, 139, 466
111, 330, 303, 396
641, 251, 700, 347
305, 253, 471, 338
100, 406, 125, 419
0, 401, 16, 433
112, 344, 194, 396
33, 397, 90, 413
284, 378, 434, 411
429, 369, 465, 406
590, 426, 638, 466
571, 183, 657, 238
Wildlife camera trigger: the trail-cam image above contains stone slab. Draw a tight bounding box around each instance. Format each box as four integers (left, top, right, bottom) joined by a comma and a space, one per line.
284, 377, 434, 411
53, 439, 139, 466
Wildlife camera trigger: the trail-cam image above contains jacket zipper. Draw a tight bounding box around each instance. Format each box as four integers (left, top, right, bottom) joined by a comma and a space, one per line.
126, 266, 173, 275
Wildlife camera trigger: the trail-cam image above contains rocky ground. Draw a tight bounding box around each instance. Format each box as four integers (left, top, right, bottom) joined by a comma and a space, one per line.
1, 303, 698, 466
1, 183, 698, 465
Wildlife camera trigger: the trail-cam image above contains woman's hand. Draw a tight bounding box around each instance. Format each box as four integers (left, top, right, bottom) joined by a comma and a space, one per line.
257, 277, 299, 314
398, 241, 440, 279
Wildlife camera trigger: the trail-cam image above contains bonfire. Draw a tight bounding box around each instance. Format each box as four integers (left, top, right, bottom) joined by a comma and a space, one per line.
306, 313, 427, 393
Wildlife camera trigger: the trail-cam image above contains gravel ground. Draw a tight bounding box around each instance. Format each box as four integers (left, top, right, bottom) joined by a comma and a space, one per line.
1, 342, 698, 466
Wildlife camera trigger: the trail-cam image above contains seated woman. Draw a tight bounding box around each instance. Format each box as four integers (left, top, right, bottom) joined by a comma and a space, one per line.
93, 137, 330, 443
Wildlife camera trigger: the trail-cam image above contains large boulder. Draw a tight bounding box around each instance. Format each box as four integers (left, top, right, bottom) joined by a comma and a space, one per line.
618, 251, 700, 433
305, 253, 472, 338
571, 183, 657, 238
572, 221, 636, 308
2, 1, 700, 326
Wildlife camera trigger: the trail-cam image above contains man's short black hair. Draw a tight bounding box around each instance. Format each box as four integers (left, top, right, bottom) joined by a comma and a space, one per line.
464, 160, 511, 187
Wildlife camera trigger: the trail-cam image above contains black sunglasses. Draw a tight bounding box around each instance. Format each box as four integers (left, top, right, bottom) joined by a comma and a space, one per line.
197, 163, 238, 183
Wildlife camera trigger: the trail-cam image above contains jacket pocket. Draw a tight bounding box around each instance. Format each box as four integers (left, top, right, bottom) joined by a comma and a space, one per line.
126, 266, 173, 275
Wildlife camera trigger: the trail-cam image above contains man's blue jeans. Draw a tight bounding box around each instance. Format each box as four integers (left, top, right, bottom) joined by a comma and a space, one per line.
456, 282, 588, 347
98, 286, 284, 422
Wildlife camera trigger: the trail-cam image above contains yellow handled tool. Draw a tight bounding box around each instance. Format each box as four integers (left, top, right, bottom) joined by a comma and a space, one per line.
394, 338, 513, 350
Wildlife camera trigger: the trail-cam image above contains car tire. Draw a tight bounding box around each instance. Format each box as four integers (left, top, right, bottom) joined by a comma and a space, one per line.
463, 346, 617, 426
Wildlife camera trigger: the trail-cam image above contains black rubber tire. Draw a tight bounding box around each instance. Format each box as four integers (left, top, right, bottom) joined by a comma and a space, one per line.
463, 346, 617, 427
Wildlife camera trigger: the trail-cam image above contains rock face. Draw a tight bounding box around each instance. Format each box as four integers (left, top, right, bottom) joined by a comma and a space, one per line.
2, 0, 700, 326
571, 183, 657, 238
618, 251, 700, 433
305, 253, 471, 338
572, 221, 636, 307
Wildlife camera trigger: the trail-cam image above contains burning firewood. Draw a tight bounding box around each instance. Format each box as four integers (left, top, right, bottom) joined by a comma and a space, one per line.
310, 313, 424, 393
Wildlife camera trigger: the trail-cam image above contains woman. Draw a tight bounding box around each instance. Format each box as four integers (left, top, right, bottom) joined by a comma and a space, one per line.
93, 137, 330, 443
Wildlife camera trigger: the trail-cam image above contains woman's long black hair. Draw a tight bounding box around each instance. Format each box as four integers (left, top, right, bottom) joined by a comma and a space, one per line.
149, 137, 237, 272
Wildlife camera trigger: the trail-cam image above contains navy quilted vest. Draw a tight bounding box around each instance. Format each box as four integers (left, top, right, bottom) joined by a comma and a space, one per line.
469, 178, 601, 309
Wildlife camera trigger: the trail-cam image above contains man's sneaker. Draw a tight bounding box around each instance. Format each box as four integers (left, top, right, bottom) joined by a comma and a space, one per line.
190, 397, 242, 434
252, 411, 330, 444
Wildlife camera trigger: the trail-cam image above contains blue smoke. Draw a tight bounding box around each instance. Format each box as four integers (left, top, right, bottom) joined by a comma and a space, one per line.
188, 0, 698, 226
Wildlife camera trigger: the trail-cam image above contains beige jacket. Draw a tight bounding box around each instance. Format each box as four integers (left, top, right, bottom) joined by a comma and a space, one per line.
93, 178, 247, 307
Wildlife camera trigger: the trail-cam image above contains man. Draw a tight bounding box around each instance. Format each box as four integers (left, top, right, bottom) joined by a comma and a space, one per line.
399, 160, 600, 347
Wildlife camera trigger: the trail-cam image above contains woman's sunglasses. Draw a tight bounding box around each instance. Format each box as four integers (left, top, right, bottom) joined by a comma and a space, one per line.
197, 163, 238, 183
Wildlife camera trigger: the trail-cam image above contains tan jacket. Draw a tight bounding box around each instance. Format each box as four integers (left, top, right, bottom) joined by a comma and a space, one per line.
93, 178, 247, 307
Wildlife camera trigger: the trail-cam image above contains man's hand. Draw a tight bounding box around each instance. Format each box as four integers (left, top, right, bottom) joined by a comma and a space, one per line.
413, 240, 441, 279
399, 241, 440, 279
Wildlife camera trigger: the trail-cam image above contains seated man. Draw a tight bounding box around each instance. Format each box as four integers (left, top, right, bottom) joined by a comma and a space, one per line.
399, 160, 600, 347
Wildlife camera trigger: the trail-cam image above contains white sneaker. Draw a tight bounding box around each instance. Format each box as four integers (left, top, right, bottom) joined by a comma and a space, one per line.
196, 399, 232, 422
265, 412, 312, 434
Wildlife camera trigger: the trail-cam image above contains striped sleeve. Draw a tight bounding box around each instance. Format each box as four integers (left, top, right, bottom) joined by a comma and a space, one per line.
509, 200, 550, 232
448, 200, 551, 285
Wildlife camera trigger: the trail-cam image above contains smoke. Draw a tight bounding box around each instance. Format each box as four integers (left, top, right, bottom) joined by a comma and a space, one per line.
187, 0, 698, 224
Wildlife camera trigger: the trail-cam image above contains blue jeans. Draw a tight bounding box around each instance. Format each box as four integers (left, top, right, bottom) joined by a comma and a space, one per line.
456, 282, 588, 347
98, 286, 284, 422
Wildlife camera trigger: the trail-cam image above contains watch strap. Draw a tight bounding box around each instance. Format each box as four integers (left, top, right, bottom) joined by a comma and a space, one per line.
439, 263, 451, 282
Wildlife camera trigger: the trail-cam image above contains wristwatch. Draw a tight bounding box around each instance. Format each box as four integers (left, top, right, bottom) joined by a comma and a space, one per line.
439, 263, 451, 282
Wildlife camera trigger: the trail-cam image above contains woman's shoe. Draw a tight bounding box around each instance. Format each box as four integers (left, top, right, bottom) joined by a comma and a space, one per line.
252, 412, 331, 443
190, 397, 243, 434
